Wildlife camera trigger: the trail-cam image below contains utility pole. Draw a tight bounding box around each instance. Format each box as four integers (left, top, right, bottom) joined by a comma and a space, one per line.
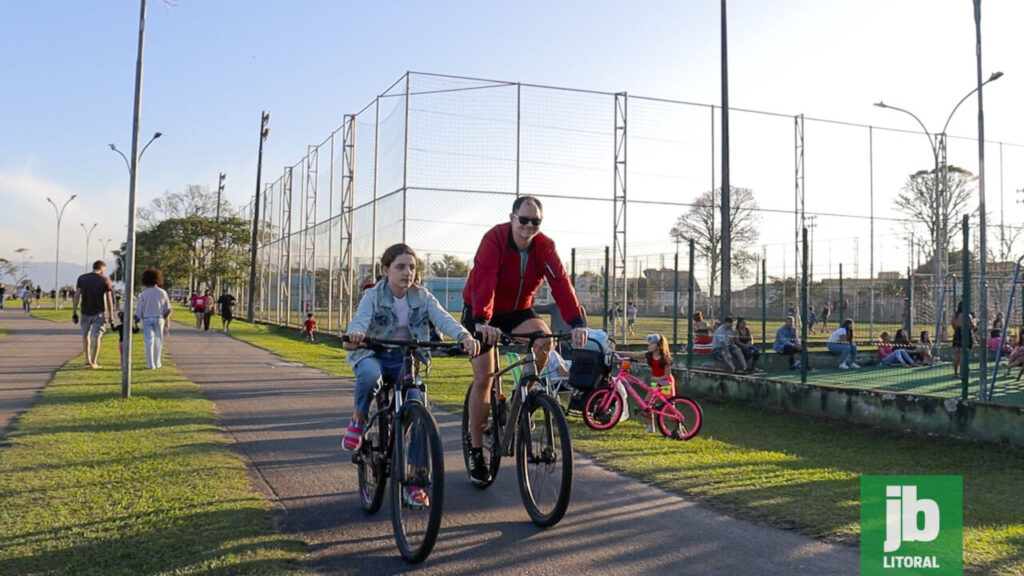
719, 0, 732, 317
247, 111, 270, 322
214, 172, 225, 294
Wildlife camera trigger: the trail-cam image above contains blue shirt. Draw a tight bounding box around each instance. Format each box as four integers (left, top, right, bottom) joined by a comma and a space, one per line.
774, 324, 799, 353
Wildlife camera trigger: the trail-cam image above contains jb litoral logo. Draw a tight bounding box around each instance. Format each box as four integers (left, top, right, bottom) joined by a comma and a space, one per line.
860, 475, 963, 575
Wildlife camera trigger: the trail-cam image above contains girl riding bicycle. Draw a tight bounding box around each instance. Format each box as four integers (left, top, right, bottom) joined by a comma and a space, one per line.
344, 244, 480, 505
617, 333, 675, 432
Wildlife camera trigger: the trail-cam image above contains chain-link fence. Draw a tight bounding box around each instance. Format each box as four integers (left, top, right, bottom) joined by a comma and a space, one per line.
240, 71, 1024, 383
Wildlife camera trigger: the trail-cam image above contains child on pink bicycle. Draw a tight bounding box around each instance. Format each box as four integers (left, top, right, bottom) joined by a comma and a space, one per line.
617, 333, 675, 432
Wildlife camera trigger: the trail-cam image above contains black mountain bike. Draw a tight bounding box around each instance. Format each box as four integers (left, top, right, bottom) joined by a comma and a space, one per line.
348, 336, 457, 564
460, 331, 575, 527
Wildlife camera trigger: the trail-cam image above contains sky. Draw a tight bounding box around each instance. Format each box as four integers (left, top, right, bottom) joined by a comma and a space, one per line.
3, 0, 1024, 289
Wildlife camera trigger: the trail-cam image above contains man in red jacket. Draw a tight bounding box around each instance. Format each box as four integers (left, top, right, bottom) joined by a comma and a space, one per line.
461, 195, 588, 486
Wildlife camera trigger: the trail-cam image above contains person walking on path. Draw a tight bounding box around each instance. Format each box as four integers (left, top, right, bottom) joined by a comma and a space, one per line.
202, 289, 214, 332
21, 287, 32, 313
133, 268, 172, 369
190, 291, 207, 331
217, 290, 236, 332
0, 283, 5, 312
461, 195, 588, 486
71, 260, 115, 370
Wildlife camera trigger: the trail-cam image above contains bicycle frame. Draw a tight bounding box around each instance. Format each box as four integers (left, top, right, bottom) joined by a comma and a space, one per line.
487, 332, 570, 456
606, 364, 683, 421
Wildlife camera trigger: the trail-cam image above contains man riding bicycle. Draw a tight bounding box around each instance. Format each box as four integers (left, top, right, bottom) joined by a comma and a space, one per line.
462, 196, 588, 486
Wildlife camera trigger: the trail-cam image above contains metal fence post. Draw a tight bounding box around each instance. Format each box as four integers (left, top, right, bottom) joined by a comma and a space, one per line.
761, 257, 767, 351
672, 248, 679, 355
687, 239, 695, 368
570, 248, 576, 286
960, 214, 971, 400
801, 227, 809, 384
603, 246, 609, 333
838, 262, 844, 321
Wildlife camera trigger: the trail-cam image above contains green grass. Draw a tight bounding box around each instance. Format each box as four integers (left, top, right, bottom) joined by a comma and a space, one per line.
771, 363, 1024, 405
0, 322, 312, 575
226, 320, 1024, 576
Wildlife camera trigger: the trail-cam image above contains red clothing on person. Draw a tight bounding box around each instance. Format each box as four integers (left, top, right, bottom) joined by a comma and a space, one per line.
877, 343, 894, 362
462, 222, 583, 327
303, 318, 316, 333
191, 295, 207, 311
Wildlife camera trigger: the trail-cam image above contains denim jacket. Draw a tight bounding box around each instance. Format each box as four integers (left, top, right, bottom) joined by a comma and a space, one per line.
345, 279, 471, 368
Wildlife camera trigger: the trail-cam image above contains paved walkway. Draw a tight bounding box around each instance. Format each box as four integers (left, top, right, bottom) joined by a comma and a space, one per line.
0, 312, 82, 442
166, 326, 859, 575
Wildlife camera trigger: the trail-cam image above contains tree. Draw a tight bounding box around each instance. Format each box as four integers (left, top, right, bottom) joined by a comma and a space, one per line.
430, 254, 469, 278
895, 165, 976, 264
138, 184, 227, 230
129, 216, 250, 291
669, 186, 760, 319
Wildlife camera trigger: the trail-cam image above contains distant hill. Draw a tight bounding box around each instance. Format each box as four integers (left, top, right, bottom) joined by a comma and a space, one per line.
3, 261, 122, 290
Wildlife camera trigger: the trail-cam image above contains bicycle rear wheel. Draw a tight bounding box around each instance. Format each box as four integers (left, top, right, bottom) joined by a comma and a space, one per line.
516, 391, 573, 527
356, 397, 388, 513
390, 402, 444, 564
581, 387, 622, 430
460, 386, 501, 488
656, 395, 704, 440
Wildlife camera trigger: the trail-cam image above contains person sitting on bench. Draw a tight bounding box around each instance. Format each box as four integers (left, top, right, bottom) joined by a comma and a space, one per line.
711, 317, 747, 373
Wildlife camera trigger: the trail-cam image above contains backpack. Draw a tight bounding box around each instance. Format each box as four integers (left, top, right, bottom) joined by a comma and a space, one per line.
568, 329, 614, 391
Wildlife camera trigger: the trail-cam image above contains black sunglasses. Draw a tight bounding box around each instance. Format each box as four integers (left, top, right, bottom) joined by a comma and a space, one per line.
514, 215, 542, 227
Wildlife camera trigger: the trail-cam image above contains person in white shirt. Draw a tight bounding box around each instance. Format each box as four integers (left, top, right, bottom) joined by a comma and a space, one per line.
826, 318, 861, 369
133, 268, 172, 369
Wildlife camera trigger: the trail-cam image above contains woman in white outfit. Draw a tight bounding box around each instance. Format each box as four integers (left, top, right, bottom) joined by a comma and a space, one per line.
134, 268, 172, 369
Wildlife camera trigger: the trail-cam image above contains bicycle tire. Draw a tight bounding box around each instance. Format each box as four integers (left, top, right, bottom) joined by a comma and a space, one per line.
516, 391, 573, 527
656, 395, 704, 441
460, 386, 501, 488
357, 397, 388, 513
581, 388, 622, 430
390, 402, 445, 564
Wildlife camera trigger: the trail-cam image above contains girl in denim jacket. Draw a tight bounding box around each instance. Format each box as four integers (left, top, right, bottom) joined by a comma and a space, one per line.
344, 244, 478, 453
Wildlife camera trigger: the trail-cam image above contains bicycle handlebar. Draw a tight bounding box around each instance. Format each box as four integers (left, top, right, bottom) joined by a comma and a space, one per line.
342, 334, 465, 352
501, 331, 575, 345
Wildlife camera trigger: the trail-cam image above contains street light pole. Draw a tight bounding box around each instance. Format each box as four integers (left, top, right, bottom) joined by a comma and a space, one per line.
247, 111, 271, 322
46, 195, 77, 309
81, 222, 97, 268
974, 0, 991, 399
117, 0, 151, 400
873, 70, 1002, 362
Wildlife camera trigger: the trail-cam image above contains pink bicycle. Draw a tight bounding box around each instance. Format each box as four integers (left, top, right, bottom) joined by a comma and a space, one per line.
582, 355, 703, 440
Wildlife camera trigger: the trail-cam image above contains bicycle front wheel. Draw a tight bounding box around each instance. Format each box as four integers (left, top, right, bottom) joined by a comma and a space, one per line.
516, 391, 573, 527
656, 395, 704, 441
390, 402, 444, 564
582, 387, 622, 430
356, 397, 387, 514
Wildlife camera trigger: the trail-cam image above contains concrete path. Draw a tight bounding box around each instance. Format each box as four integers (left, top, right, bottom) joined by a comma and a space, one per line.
0, 312, 82, 441
166, 326, 859, 576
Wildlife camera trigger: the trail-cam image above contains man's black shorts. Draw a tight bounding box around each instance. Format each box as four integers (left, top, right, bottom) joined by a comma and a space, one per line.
461, 305, 538, 354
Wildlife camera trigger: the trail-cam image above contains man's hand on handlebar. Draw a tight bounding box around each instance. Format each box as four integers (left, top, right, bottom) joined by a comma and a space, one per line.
475, 323, 502, 346
570, 327, 588, 348
459, 333, 481, 357
344, 331, 365, 349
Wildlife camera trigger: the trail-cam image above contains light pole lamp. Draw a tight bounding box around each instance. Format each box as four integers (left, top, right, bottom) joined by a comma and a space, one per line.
110, 123, 162, 400
81, 222, 98, 268
247, 111, 271, 322
873, 70, 1002, 359
46, 195, 77, 308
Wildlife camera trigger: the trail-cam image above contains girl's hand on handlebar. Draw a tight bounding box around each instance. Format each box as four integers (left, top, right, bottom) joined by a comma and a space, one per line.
459, 333, 481, 357
345, 331, 365, 349
571, 327, 588, 348
476, 323, 501, 345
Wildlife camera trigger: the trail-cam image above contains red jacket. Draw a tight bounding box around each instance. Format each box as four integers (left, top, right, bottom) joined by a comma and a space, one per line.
463, 223, 584, 328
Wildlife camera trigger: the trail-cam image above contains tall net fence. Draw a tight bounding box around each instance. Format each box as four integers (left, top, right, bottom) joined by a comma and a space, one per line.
241, 71, 1024, 401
